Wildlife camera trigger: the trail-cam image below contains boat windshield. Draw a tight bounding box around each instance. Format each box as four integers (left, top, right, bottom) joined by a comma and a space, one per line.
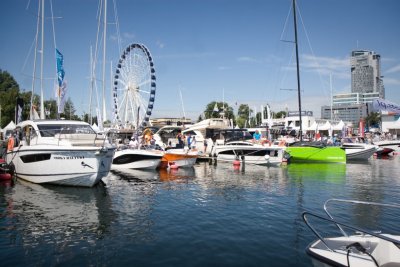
37, 124, 95, 137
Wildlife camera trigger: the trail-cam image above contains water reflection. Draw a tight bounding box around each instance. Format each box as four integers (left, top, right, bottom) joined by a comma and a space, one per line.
159, 167, 196, 182
0, 178, 115, 267
286, 163, 346, 184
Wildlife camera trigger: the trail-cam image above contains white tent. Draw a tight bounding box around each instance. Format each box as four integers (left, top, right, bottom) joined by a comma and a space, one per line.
4, 121, 16, 130
318, 121, 332, 131
306, 121, 318, 131
92, 123, 100, 133
2, 120, 16, 139
332, 120, 345, 131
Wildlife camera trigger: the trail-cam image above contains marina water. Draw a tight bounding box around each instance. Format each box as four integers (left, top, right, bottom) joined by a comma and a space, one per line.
1, 156, 400, 266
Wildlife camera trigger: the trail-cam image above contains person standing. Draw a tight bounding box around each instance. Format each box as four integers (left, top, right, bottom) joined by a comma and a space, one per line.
186, 133, 192, 149
253, 130, 262, 143
176, 130, 184, 148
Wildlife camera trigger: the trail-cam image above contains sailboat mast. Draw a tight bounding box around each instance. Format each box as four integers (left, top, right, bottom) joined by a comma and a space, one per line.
40, 0, 45, 119
179, 88, 186, 119
293, 0, 303, 141
102, 0, 107, 124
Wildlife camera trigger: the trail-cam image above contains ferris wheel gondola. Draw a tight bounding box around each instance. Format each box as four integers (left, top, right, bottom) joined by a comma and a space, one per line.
112, 43, 156, 130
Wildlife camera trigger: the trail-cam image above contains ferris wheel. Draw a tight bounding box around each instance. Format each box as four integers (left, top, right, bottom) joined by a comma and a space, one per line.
112, 43, 156, 130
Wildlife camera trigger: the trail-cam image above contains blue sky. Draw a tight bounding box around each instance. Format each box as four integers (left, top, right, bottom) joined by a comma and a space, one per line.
1, 0, 400, 121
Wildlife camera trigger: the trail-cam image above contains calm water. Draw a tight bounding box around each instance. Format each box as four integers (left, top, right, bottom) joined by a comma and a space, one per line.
1, 156, 400, 267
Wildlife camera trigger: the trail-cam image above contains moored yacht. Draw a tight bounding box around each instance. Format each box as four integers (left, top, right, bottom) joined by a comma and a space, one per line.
211, 129, 289, 166
111, 148, 163, 170
5, 120, 115, 187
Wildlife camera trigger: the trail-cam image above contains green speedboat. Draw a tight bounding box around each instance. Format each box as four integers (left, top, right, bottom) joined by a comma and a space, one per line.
285, 142, 346, 163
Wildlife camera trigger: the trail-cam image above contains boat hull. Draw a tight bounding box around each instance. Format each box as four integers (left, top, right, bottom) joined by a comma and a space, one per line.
112, 149, 163, 170
213, 144, 286, 166
160, 149, 198, 168
286, 146, 346, 163
6, 146, 114, 187
373, 140, 400, 154
343, 143, 378, 160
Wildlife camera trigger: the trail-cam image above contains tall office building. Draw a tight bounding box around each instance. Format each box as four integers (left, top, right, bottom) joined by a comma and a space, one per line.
351, 50, 385, 98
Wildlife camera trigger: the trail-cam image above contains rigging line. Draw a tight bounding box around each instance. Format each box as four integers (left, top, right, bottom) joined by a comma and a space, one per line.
30, 0, 41, 120
279, 0, 293, 42
296, 3, 329, 95
93, 0, 103, 77
112, 0, 122, 55
50, 0, 57, 50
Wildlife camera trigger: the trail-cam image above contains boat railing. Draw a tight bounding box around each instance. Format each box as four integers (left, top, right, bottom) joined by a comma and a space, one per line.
303, 199, 400, 251
323, 199, 400, 237
302, 211, 400, 252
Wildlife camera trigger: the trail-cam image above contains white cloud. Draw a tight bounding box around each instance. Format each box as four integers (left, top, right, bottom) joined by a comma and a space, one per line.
236, 56, 259, 63
156, 40, 165, 49
218, 66, 231, 71
386, 64, 400, 74
384, 77, 400, 85
301, 54, 350, 79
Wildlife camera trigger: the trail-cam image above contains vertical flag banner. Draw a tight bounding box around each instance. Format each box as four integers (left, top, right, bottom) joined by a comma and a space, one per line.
56, 49, 67, 114
15, 97, 24, 124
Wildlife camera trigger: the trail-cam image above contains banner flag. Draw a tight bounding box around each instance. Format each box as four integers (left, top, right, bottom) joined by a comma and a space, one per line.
15, 97, 24, 124
372, 99, 400, 114
57, 81, 68, 113
56, 49, 65, 87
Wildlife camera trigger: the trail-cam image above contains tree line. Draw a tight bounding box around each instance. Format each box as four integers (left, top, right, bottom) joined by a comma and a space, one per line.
0, 69, 98, 128
199, 101, 287, 128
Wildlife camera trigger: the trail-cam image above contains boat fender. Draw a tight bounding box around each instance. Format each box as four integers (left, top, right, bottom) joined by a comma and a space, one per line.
7, 137, 15, 152
170, 162, 179, 169
233, 160, 241, 166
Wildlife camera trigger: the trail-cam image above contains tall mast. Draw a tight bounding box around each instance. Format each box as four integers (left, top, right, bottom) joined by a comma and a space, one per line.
102, 0, 107, 124
330, 73, 333, 120
89, 46, 94, 125
293, 0, 303, 141
40, 0, 45, 119
179, 88, 186, 119
30, 0, 41, 119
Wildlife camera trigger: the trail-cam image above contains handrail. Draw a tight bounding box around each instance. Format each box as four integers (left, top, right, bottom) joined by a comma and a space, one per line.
323, 199, 400, 237
302, 211, 400, 252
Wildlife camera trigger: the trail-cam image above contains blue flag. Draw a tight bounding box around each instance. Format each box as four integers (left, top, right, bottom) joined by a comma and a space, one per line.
56, 49, 65, 87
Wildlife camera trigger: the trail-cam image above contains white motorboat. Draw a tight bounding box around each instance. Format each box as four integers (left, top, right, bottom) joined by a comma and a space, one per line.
212, 140, 288, 166
5, 120, 115, 187
182, 118, 232, 155
209, 129, 288, 166
373, 140, 400, 155
111, 148, 163, 170
342, 143, 378, 160
303, 199, 400, 267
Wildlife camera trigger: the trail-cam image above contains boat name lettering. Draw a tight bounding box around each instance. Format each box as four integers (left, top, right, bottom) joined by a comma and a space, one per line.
53, 156, 85, 160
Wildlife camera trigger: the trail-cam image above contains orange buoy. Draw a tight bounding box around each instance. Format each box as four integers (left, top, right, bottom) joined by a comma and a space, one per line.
233, 160, 241, 166
169, 162, 179, 169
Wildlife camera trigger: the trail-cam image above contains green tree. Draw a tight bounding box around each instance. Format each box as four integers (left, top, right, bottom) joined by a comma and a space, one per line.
203, 101, 234, 120
236, 104, 253, 128
61, 98, 79, 120
44, 99, 57, 119
365, 112, 380, 129
275, 111, 287, 119
0, 69, 20, 127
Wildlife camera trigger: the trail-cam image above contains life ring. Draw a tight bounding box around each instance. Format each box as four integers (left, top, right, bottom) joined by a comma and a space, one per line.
7, 137, 15, 152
